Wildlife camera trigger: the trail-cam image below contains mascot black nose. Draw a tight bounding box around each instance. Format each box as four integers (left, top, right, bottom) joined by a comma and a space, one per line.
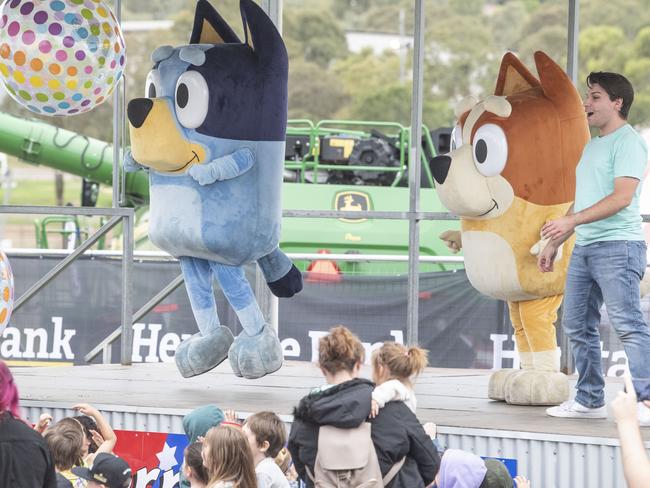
430, 155, 451, 185
127, 98, 154, 128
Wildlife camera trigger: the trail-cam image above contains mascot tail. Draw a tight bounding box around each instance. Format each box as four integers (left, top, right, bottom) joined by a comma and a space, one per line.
257, 248, 303, 298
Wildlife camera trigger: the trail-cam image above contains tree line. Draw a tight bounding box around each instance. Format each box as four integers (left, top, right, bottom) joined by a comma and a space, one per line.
3, 0, 649, 143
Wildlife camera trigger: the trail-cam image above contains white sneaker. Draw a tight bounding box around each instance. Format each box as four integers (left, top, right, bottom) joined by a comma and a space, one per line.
638, 402, 650, 427
546, 400, 607, 419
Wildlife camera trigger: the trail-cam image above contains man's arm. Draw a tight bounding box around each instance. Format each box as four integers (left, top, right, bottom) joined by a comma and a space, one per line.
542, 177, 639, 240
537, 204, 574, 273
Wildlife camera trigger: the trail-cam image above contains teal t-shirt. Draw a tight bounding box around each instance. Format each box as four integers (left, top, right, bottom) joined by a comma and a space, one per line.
574, 124, 648, 245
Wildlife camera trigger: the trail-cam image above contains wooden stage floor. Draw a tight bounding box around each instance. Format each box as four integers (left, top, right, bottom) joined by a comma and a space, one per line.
10, 360, 649, 440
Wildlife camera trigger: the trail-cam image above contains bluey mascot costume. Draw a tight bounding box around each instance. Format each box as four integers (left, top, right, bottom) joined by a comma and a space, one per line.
124, 0, 302, 379
430, 52, 590, 405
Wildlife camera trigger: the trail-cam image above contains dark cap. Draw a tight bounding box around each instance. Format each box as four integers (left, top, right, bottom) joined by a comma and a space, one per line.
72, 453, 132, 488
479, 459, 512, 488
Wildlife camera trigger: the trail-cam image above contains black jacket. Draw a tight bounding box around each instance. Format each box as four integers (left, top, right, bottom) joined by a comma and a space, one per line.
370, 401, 440, 488
0, 412, 57, 488
288, 379, 440, 488
289, 378, 373, 486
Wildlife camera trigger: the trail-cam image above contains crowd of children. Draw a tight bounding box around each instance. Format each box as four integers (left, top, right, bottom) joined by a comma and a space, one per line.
3, 324, 647, 487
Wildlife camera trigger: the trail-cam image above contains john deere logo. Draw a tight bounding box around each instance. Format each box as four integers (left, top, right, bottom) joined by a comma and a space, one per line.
335, 191, 370, 223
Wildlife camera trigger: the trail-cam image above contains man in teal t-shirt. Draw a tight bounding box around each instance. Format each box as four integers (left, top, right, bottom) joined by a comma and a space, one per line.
537, 72, 650, 423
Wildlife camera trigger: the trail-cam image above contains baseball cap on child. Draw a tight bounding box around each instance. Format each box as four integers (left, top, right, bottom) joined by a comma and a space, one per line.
72, 453, 132, 488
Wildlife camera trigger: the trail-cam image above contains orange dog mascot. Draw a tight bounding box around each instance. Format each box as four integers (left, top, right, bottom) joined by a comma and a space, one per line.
429, 51, 590, 405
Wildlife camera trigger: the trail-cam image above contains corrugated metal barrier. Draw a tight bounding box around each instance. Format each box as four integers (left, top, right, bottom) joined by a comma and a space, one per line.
21, 400, 650, 488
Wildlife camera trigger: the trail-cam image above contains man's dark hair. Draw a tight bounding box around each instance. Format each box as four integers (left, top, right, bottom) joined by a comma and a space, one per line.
586, 71, 635, 119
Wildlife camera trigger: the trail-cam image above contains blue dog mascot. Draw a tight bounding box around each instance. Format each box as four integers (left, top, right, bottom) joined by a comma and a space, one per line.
123, 0, 302, 379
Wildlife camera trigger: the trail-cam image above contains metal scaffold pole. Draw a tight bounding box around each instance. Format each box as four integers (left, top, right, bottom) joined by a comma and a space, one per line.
406, 0, 425, 346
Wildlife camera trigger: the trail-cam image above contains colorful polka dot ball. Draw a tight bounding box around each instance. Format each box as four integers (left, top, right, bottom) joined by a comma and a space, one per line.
0, 250, 13, 333
0, 0, 126, 116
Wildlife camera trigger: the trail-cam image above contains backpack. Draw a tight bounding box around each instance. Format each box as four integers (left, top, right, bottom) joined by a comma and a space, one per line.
305, 423, 405, 488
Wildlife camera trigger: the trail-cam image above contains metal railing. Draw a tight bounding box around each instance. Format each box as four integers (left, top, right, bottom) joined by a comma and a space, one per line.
1, 205, 134, 365
5, 247, 463, 364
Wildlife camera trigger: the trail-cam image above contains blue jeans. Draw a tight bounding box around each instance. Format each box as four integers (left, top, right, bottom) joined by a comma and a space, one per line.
562, 240, 650, 407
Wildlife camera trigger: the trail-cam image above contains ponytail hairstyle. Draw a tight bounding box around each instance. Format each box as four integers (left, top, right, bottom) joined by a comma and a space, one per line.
318, 325, 365, 375
0, 360, 20, 418
372, 342, 428, 382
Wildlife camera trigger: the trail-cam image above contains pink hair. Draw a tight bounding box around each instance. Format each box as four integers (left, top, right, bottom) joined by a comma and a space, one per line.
0, 361, 20, 418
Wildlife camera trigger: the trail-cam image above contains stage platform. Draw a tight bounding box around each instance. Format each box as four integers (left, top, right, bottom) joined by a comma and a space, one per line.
10, 361, 650, 487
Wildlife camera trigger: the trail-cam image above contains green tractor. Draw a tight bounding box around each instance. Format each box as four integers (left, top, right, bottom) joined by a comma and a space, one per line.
0, 111, 458, 275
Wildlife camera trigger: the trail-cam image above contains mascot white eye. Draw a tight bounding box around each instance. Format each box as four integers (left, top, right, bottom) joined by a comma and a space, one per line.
472, 124, 508, 177
451, 123, 463, 150
175, 71, 209, 129
145, 70, 162, 98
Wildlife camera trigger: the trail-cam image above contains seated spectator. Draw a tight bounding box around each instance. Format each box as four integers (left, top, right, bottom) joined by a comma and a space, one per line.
180, 405, 225, 488
72, 452, 132, 488
202, 425, 257, 488
183, 442, 209, 488
611, 373, 650, 488
288, 325, 440, 488
0, 360, 57, 488
242, 411, 289, 488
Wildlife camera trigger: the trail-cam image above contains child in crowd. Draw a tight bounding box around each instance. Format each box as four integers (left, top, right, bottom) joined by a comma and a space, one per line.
44, 421, 88, 488
370, 341, 428, 417
274, 448, 299, 488
242, 411, 289, 488
434, 449, 512, 488
75, 415, 102, 454
180, 405, 226, 488
201, 425, 257, 488
70, 403, 117, 465
72, 452, 132, 488
183, 442, 209, 488
40, 403, 117, 467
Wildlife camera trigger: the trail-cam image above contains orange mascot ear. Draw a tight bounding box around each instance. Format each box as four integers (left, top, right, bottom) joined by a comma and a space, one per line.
495, 52, 540, 96
534, 51, 585, 121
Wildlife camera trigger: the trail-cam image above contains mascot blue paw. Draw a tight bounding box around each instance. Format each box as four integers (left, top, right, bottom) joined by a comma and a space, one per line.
175, 326, 235, 378
267, 264, 303, 298
228, 324, 283, 379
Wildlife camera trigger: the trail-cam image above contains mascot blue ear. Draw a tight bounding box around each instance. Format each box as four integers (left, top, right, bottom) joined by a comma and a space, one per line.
190, 0, 241, 45
239, 0, 287, 65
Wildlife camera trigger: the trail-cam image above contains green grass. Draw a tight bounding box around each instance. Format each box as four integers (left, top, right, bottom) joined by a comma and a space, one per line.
1, 175, 114, 225
3, 178, 114, 206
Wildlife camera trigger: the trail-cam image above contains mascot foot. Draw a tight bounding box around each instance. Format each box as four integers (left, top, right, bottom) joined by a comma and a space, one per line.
504, 370, 570, 406
267, 264, 303, 298
228, 324, 283, 379
488, 369, 520, 401
174, 326, 235, 378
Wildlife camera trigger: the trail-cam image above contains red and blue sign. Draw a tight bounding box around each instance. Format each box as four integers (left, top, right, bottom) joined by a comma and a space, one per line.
114, 430, 189, 488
